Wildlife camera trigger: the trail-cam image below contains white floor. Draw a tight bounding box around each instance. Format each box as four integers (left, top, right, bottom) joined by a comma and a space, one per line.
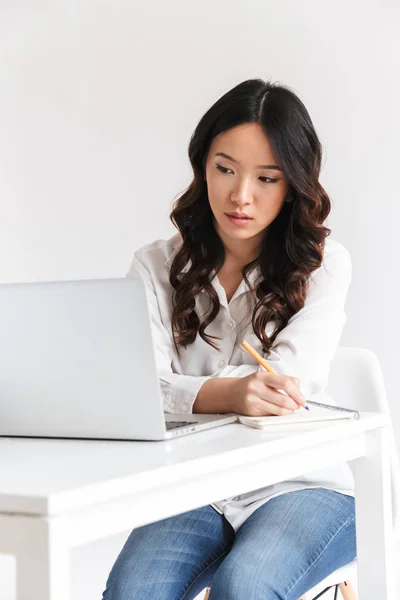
0, 533, 399, 600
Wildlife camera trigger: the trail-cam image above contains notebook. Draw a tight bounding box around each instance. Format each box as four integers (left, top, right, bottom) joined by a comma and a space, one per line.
237, 398, 360, 430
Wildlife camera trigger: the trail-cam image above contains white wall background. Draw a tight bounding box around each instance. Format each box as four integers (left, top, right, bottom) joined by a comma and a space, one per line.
0, 1, 399, 598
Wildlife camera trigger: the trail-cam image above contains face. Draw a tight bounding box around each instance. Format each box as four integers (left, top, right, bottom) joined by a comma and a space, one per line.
204, 122, 288, 261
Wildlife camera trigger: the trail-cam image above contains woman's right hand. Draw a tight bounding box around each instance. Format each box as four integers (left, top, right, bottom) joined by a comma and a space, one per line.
228, 371, 304, 417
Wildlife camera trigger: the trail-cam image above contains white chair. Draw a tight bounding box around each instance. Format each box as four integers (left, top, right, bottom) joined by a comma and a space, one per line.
203, 346, 400, 600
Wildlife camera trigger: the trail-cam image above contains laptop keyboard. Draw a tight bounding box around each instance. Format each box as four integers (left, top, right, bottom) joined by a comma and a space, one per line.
166, 420, 198, 430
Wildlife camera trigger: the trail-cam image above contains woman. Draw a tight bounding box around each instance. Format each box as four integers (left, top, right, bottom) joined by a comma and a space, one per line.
102, 79, 355, 600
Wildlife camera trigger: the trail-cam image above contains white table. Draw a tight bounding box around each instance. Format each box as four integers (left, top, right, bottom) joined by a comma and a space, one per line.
0, 413, 395, 600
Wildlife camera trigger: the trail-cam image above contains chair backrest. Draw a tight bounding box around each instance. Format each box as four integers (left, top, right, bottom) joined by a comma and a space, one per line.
326, 346, 400, 541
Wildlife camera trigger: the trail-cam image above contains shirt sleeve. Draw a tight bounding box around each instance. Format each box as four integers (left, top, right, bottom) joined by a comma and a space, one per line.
127, 250, 259, 414
265, 243, 352, 399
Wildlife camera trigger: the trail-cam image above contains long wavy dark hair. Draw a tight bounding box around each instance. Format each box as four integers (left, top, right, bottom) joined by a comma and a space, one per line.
169, 79, 331, 355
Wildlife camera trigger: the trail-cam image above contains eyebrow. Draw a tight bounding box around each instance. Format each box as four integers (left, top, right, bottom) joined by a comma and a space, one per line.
215, 152, 282, 171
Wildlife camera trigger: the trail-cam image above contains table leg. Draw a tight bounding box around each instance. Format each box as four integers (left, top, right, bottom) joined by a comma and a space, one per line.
353, 427, 396, 599
9, 516, 71, 600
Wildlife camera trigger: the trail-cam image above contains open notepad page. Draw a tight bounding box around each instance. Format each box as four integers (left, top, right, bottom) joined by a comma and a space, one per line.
237, 403, 359, 429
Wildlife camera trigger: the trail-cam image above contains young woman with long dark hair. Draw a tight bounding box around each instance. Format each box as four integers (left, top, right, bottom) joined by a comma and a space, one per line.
102, 79, 355, 600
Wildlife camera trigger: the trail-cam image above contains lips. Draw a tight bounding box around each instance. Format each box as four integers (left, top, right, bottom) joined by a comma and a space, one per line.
226, 212, 252, 220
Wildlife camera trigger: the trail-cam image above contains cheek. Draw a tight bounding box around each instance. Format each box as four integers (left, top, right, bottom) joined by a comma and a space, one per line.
207, 176, 230, 209
259, 188, 286, 216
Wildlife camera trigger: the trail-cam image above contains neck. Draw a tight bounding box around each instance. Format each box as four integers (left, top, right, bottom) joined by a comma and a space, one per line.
218, 231, 263, 269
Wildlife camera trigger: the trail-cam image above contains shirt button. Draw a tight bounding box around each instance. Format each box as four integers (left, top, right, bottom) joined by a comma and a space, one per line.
218, 359, 226, 368
169, 401, 176, 410
181, 403, 188, 412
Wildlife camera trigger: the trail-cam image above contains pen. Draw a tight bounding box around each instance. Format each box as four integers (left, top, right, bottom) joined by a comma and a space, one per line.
241, 340, 309, 410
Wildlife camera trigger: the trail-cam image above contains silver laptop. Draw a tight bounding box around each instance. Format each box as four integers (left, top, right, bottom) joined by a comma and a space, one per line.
0, 277, 236, 441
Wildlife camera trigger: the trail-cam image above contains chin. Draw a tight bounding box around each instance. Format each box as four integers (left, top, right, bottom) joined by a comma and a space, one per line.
221, 225, 261, 241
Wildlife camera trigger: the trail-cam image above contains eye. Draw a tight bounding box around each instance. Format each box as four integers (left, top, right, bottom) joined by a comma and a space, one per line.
216, 164, 233, 174
259, 176, 278, 184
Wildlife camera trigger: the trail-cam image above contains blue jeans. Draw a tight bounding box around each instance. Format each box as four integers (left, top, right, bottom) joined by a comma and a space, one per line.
102, 489, 356, 600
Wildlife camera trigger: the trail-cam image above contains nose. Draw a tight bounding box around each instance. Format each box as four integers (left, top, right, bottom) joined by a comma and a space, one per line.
231, 177, 253, 207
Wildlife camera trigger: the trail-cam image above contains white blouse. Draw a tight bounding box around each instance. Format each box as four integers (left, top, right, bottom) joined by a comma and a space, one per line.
127, 232, 355, 531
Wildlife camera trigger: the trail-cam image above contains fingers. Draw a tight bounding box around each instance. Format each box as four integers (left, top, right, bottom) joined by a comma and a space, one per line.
259, 387, 299, 411
247, 397, 295, 417
255, 371, 304, 407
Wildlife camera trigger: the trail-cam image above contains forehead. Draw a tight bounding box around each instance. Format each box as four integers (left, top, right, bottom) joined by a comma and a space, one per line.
209, 122, 276, 162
